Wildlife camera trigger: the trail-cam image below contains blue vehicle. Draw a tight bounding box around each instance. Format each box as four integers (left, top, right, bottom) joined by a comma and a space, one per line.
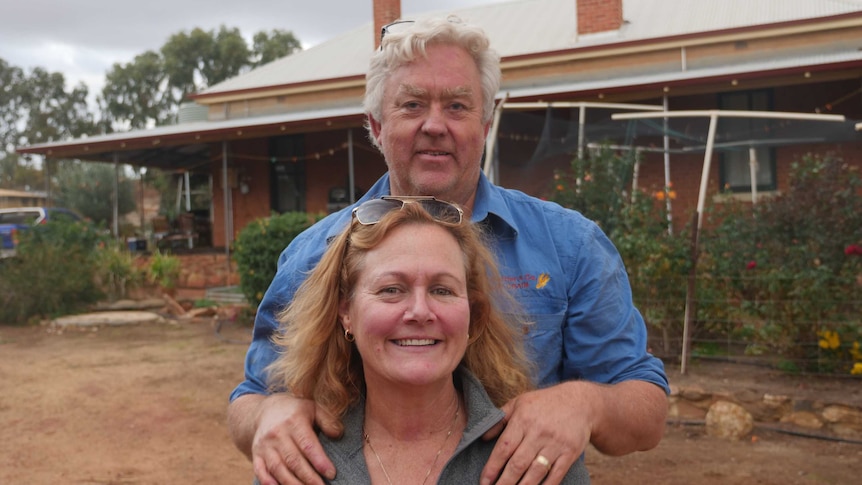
0, 207, 82, 258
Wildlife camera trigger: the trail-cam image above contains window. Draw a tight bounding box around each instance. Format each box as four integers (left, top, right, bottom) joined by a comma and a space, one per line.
718, 90, 776, 193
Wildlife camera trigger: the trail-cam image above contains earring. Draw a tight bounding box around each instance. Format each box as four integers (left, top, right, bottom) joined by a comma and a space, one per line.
344, 328, 355, 342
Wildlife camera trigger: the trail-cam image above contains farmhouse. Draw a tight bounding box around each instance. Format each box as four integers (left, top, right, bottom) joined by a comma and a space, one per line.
18, 0, 862, 248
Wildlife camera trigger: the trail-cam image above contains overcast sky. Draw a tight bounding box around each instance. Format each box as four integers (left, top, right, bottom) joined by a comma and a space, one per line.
0, 0, 504, 96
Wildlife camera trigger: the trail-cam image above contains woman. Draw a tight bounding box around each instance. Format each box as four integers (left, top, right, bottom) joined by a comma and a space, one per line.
267, 196, 590, 484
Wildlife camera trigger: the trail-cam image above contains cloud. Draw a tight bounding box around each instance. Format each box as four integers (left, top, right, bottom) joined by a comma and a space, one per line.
0, 0, 503, 94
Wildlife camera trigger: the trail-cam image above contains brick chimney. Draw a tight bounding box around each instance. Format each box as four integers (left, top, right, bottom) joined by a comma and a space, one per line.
576, 0, 623, 35
373, 0, 402, 49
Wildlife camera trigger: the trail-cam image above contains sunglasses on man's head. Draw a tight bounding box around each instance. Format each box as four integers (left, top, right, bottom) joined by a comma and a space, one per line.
379, 20, 415, 45
379, 17, 464, 50
351, 196, 464, 226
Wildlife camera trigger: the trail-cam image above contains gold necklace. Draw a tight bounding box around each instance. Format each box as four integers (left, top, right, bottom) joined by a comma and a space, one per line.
363, 396, 461, 485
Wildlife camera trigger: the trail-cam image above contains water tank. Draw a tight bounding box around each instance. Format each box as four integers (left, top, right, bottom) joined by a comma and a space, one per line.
177, 102, 210, 124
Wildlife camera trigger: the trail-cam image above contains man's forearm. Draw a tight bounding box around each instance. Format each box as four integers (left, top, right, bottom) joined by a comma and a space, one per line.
227, 393, 266, 460
572, 379, 668, 456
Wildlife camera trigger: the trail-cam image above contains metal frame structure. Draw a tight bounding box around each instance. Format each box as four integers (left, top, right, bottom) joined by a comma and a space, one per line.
611, 109, 847, 374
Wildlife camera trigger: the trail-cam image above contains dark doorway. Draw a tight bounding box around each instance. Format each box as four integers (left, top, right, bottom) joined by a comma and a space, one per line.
270, 135, 306, 213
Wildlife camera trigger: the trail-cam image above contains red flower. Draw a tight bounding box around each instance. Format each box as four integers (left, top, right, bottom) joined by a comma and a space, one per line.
746, 261, 757, 270
845, 244, 862, 256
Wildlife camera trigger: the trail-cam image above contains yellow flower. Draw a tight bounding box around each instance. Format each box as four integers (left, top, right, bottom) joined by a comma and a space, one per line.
850, 341, 862, 361
851, 362, 862, 375
817, 329, 840, 350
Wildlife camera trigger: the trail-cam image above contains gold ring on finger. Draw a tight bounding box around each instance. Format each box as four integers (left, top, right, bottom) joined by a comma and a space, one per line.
535, 454, 551, 471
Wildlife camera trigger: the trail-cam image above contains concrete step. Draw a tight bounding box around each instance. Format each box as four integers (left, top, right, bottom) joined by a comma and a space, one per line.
205, 286, 247, 304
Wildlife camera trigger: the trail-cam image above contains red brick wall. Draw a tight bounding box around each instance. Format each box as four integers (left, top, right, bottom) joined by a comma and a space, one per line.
211, 139, 272, 248
301, 129, 387, 214
577, 0, 623, 35
373, 0, 402, 49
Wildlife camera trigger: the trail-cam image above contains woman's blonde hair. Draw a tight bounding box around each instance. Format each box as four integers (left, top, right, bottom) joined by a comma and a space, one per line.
266, 202, 533, 429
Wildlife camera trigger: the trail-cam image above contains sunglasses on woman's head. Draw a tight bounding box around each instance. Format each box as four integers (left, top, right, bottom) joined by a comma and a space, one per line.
351, 196, 464, 226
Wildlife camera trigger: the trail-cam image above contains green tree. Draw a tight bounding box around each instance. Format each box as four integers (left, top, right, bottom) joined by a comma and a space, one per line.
0, 59, 29, 190
1, 60, 98, 195
100, 51, 173, 129
207, 26, 252, 86
0, 58, 26, 155
0, 154, 42, 190
161, 25, 250, 102
160, 27, 216, 101
19, 68, 96, 144
252, 29, 302, 67
100, 25, 302, 131
54, 161, 136, 227
19, 69, 97, 200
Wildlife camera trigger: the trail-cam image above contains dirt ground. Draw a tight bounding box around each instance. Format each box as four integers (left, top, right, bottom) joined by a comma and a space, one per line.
1, 318, 861, 485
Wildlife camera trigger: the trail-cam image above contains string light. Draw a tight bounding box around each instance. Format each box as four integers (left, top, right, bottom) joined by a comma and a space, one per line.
206, 142, 352, 163
813, 86, 860, 114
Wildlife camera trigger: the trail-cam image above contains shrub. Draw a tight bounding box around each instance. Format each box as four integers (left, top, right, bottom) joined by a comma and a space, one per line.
550, 145, 636, 236
94, 241, 145, 300
699, 153, 862, 372
0, 219, 108, 324
233, 211, 320, 308
54, 161, 137, 226
549, 147, 693, 354
147, 249, 181, 291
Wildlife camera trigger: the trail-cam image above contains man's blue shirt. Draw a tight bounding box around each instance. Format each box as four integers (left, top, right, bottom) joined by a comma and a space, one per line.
230, 172, 669, 401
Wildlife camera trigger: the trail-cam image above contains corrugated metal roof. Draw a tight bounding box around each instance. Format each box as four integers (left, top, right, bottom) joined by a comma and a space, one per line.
202, 0, 862, 96
27, 47, 861, 155
20, 105, 365, 152
622, 0, 862, 39
506, 50, 862, 98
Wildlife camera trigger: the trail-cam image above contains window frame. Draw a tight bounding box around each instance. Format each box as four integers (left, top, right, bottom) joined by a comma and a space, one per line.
717, 89, 778, 193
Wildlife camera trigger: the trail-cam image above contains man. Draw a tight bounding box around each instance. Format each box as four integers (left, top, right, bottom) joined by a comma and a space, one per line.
228, 16, 669, 485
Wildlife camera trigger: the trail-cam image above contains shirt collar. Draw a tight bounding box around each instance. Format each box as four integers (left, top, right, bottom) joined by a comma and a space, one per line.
471, 172, 519, 238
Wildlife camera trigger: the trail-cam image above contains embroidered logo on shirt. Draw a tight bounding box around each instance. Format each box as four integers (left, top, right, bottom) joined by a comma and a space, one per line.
503, 273, 550, 290
536, 273, 551, 289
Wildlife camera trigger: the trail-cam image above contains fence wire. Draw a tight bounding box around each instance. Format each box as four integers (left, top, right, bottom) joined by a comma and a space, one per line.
639, 274, 862, 376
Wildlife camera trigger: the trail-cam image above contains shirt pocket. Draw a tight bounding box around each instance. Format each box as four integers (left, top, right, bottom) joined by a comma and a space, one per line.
509, 294, 567, 386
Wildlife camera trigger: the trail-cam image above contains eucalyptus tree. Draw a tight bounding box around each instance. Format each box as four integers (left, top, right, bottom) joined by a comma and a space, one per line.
0, 58, 26, 188
100, 51, 173, 130
100, 25, 302, 131
20, 68, 96, 143
1, 60, 96, 191
252, 29, 302, 67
